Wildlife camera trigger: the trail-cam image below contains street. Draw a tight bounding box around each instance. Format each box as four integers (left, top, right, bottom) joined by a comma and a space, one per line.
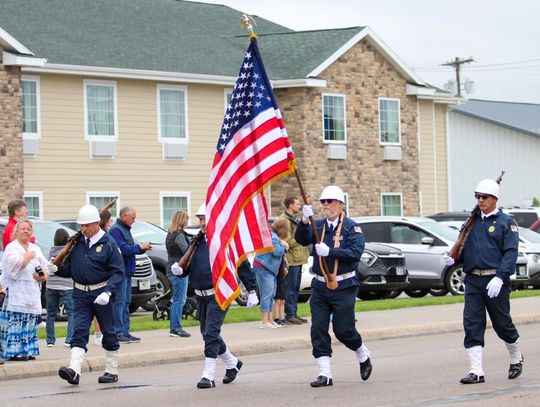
1, 324, 539, 407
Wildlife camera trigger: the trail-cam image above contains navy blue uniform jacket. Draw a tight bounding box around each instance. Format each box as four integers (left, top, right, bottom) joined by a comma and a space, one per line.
295, 216, 365, 290
56, 233, 125, 295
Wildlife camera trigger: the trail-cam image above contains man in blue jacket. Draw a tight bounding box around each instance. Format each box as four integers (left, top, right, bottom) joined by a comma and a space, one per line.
56, 204, 125, 385
109, 206, 152, 343
444, 179, 523, 384
171, 204, 258, 389
296, 185, 372, 388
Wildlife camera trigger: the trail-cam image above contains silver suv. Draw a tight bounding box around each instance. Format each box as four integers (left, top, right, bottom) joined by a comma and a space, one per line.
353, 216, 528, 296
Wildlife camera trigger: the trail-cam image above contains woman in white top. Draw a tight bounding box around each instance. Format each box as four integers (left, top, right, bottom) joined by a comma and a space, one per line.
0, 218, 50, 361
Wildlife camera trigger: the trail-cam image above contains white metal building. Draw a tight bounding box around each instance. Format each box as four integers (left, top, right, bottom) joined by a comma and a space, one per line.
448, 99, 540, 211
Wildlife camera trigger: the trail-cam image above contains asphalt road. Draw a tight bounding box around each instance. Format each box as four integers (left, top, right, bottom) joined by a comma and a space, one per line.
1, 324, 539, 407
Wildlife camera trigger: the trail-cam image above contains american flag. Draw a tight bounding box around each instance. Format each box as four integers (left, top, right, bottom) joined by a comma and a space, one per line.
205, 36, 296, 309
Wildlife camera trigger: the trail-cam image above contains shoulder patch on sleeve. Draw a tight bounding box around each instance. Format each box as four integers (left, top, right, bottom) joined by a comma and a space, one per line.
510, 224, 518, 233
354, 226, 363, 234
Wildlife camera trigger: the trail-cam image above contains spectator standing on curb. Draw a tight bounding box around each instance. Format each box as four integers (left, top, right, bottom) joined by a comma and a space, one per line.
165, 210, 191, 338
443, 179, 523, 384
56, 204, 124, 385
2, 199, 35, 250
296, 185, 372, 388
279, 197, 310, 325
109, 206, 152, 344
253, 219, 288, 329
171, 204, 258, 389
47, 228, 74, 348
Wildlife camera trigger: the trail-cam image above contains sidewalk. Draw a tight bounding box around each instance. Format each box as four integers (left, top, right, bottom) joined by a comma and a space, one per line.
2, 296, 540, 381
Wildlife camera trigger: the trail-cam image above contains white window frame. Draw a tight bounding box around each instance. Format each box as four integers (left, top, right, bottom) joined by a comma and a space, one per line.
343, 192, 349, 216
160, 191, 191, 228
24, 191, 43, 218
157, 84, 188, 144
378, 97, 401, 145
21, 75, 41, 140
84, 79, 118, 141
322, 93, 347, 144
224, 88, 233, 112
86, 191, 120, 216
381, 192, 403, 216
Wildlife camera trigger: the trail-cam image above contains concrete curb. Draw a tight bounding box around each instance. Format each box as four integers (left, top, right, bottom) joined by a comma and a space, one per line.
2, 313, 539, 381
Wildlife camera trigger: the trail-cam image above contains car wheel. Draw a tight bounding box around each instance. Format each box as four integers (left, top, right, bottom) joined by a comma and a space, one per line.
129, 303, 140, 314
429, 287, 449, 297
298, 293, 311, 303
404, 289, 429, 298
235, 282, 248, 306
382, 289, 402, 299
445, 264, 465, 295
142, 270, 170, 311
357, 291, 385, 301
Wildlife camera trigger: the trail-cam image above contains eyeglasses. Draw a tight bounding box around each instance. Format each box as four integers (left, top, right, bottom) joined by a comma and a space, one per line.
320, 199, 337, 204
474, 194, 492, 200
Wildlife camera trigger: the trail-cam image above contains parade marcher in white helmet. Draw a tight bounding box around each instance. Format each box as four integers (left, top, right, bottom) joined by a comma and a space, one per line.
443, 179, 523, 384
295, 186, 372, 387
171, 204, 259, 389
55, 204, 125, 385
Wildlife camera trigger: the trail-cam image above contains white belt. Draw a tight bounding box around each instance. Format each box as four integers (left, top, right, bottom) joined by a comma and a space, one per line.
314, 271, 356, 283
472, 269, 497, 276
74, 281, 108, 292
195, 288, 215, 297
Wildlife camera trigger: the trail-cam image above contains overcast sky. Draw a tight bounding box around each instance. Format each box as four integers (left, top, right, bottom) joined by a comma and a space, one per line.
197, 0, 540, 104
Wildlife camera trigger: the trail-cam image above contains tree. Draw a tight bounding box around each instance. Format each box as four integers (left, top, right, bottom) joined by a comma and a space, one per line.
532, 197, 540, 207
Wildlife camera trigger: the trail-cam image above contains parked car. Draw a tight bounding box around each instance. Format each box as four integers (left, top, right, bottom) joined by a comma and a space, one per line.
427, 212, 470, 222
25, 218, 157, 312
298, 242, 408, 301
517, 227, 540, 287
352, 216, 528, 296
529, 218, 540, 234
501, 207, 539, 228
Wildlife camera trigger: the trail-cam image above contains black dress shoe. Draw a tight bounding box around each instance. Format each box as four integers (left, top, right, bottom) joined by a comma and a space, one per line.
223, 360, 243, 384
508, 355, 523, 380
460, 373, 485, 384
197, 377, 216, 389
298, 316, 308, 323
58, 366, 80, 385
360, 358, 372, 381
98, 372, 118, 383
286, 316, 303, 325
310, 375, 333, 387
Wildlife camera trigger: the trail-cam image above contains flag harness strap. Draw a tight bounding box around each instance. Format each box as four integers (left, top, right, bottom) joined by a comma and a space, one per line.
318, 211, 345, 285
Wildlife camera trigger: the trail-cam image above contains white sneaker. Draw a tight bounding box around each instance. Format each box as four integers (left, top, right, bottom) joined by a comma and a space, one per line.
64, 342, 71, 348
270, 322, 283, 329
258, 322, 273, 329
46, 343, 55, 348
93, 332, 103, 345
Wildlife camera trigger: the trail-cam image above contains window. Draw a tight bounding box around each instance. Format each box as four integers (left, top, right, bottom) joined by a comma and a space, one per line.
160, 192, 190, 228
381, 193, 402, 216
390, 224, 428, 245
87, 192, 119, 216
24, 192, 42, 218
84, 80, 117, 140
379, 98, 400, 144
22, 76, 40, 137
322, 94, 346, 143
343, 192, 349, 216
358, 222, 387, 242
157, 85, 188, 143
224, 88, 233, 111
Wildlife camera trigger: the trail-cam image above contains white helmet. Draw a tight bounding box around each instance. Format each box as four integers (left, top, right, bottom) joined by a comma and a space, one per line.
319, 185, 345, 203
195, 204, 206, 217
475, 179, 499, 199
77, 204, 101, 225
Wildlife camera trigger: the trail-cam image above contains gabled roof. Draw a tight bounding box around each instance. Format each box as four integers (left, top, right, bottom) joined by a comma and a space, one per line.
0, 0, 424, 85
452, 99, 540, 138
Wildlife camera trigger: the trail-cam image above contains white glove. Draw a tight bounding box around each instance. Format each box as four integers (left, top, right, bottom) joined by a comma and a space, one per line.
47, 261, 58, 274
315, 242, 330, 257
171, 263, 184, 276
247, 291, 259, 307
486, 276, 503, 298
94, 292, 111, 305
443, 253, 455, 266
302, 205, 314, 218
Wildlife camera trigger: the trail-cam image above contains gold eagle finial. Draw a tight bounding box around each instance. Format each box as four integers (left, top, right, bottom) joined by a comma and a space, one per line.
240, 14, 256, 38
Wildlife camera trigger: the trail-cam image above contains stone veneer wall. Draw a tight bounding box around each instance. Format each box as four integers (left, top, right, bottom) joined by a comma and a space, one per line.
272, 39, 419, 217
0, 46, 23, 215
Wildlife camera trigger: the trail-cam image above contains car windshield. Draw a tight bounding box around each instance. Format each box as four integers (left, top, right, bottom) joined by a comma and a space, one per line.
131, 221, 167, 245
519, 227, 540, 243
417, 220, 459, 242
32, 221, 77, 247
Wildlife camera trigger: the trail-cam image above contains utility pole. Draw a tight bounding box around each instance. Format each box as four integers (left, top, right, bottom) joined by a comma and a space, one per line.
442, 57, 474, 97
